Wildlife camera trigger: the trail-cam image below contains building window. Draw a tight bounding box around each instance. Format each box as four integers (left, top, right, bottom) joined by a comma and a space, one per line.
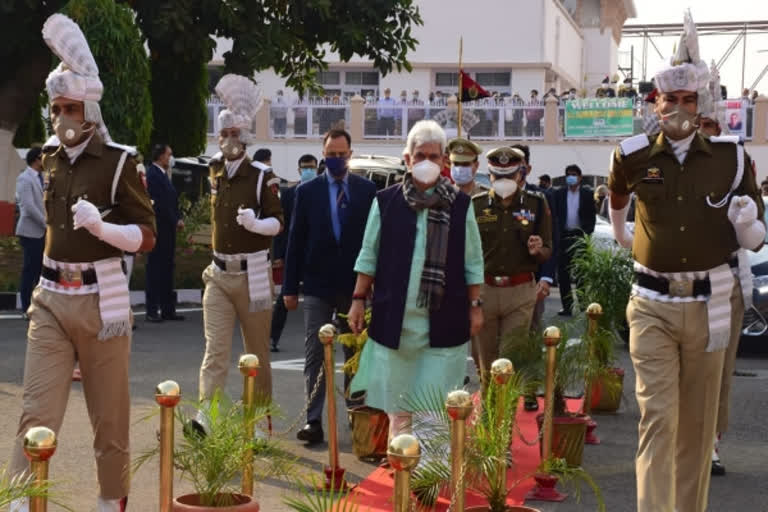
318, 71, 341, 85
436, 72, 459, 87
476, 72, 511, 87
345, 71, 379, 86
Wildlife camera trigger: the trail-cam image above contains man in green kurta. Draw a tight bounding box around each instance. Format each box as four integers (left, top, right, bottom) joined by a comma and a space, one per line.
347, 120, 484, 441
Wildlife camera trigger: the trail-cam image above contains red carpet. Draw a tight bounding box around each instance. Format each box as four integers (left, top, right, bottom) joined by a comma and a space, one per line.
333, 397, 584, 510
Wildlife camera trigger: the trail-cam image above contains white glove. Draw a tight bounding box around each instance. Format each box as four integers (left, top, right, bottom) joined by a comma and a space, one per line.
728, 195, 766, 250
72, 199, 103, 237
71, 199, 142, 252
236, 207, 280, 236
609, 203, 634, 249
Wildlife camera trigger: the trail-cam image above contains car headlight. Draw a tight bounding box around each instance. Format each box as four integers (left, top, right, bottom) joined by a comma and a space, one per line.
753, 274, 768, 295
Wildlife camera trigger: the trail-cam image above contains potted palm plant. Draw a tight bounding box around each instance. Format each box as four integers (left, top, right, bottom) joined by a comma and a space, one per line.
133, 391, 295, 510
570, 234, 633, 412
0, 466, 72, 511
336, 308, 390, 462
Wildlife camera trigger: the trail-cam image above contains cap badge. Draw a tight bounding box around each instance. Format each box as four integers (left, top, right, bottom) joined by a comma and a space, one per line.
498, 154, 510, 165
455, 145, 464, 154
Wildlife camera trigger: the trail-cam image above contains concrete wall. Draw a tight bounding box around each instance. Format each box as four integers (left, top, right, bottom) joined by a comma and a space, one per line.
511, 69, 546, 97
583, 27, 618, 92
543, 0, 583, 87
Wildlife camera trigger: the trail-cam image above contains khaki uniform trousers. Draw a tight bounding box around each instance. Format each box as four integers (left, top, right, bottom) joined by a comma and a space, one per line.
472, 280, 536, 385
628, 279, 741, 512
10, 287, 131, 499
716, 284, 746, 433
199, 265, 272, 403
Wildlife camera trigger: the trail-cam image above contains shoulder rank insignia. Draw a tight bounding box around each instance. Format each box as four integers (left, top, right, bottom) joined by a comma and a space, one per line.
619, 133, 650, 156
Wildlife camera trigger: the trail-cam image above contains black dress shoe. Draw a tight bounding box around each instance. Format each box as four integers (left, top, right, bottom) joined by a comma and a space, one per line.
557, 309, 572, 317
524, 397, 539, 411
711, 459, 726, 476
161, 313, 185, 321
146, 314, 163, 323
296, 422, 324, 444
270, 343, 280, 353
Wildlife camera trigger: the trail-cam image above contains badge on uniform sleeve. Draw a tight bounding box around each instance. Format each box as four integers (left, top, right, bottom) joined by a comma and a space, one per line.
642, 167, 663, 184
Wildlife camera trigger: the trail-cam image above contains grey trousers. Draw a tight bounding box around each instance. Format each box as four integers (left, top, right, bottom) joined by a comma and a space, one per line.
303, 294, 354, 423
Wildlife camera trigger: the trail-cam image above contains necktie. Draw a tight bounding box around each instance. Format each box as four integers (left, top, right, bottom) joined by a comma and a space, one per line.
336, 181, 348, 234
38, 173, 44, 189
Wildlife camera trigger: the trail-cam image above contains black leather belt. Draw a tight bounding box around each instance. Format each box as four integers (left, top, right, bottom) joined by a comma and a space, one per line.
41, 260, 126, 288
213, 255, 247, 272
635, 272, 711, 297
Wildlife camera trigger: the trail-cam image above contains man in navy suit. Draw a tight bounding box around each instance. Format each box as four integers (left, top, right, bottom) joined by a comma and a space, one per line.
284, 129, 376, 444
553, 164, 596, 315
145, 144, 184, 322
270, 153, 318, 352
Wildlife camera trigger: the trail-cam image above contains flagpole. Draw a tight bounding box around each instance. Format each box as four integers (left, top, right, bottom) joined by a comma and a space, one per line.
458, 36, 463, 138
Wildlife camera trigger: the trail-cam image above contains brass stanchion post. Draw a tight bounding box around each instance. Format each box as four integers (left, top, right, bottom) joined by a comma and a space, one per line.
445, 390, 473, 511
318, 324, 347, 490
490, 358, 514, 499
527, 326, 566, 502
155, 380, 181, 512
387, 434, 421, 512
239, 354, 260, 496
23, 427, 57, 512
584, 303, 602, 444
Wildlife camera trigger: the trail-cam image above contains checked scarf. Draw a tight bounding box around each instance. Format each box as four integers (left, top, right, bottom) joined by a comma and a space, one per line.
402, 173, 458, 310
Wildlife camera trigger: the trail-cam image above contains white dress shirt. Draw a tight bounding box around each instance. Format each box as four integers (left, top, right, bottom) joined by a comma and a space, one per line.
565, 188, 581, 230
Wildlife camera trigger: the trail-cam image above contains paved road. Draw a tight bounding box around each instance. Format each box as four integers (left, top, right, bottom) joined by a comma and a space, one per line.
1, 297, 767, 511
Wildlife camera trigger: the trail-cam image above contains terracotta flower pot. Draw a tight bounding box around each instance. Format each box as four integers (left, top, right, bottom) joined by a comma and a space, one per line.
464, 506, 542, 511
172, 493, 259, 511
537, 413, 589, 467
590, 367, 625, 413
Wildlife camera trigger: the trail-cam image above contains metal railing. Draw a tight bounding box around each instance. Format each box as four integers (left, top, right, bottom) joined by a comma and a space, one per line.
270, 100, 350, 139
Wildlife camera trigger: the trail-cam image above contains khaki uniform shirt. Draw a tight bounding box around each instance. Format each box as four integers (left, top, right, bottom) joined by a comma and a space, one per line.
41, 134, 156, 262
472, 188, 553, 275
455, 182, 486, 198
209, 157, 283, 254
608, 132, 764, 272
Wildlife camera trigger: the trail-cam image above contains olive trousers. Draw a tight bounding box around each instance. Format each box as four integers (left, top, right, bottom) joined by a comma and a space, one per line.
472, 280, 536, 385
199, 265, 273, 403
627, 279, 740, 512
9, 287, 131, 499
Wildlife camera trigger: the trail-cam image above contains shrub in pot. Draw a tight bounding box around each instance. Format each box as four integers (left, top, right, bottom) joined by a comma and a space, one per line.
0, 465, 72, 511
134, 391, 295, 510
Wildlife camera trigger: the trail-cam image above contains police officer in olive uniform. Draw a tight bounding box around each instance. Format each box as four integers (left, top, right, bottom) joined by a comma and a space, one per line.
196, 75, 283, 423
447, 137, 484, 196
472, 147, 552, 387
9, 14, 156, 512
607, 11, 764, 512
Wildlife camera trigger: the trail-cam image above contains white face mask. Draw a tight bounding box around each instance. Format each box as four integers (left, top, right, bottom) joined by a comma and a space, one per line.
411, 159, 441, 184
492, 178, 518, 198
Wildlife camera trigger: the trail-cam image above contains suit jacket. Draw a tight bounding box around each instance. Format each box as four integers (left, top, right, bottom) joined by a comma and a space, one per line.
15, 167, 45, 238
284, 171, 377, 298
554, 185, 596, 236
146, 163, 179, 229
271, 184, 296, 261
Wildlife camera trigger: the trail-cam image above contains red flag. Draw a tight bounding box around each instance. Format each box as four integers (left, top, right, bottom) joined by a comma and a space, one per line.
460, 70, 491, 102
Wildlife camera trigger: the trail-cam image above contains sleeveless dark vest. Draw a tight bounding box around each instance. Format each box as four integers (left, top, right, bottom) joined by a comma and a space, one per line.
368, 184, 470, 349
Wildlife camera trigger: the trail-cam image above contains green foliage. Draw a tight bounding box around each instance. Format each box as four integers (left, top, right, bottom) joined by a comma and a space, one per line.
176, 192, 212, 249
282, 476, 360, 512
538, 457, 606, 512
404, 376, 526, 512
570, 234, 634, 334
64, 0, 153, 153
133, 391, 295, 507
0, 465, 73, 510
12, 93, 46, 147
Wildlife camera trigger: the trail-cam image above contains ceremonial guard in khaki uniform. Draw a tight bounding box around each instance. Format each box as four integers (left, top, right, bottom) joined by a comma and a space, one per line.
608, 11, 764, 512
9, 14, 156, 512
447, 137, 484, 196
471, 147, 552, 387
196, 75, 283, 423
698, 62, 754, 477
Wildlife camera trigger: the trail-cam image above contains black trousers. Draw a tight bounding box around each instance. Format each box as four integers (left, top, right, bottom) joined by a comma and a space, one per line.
145, 225, 176, 316
557, 230, 583, 313
270, 290, 288, 345
18, 236, 44, 312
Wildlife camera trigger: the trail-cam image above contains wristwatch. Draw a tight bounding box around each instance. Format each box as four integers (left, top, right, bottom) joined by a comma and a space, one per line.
470, 298, 484, 308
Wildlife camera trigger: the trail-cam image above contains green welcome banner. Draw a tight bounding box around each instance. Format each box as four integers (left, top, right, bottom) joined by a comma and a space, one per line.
564, 98, 634, 138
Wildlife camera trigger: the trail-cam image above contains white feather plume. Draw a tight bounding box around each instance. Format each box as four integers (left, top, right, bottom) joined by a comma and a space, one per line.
215, 74, 263, 123
42, 14, 99, 78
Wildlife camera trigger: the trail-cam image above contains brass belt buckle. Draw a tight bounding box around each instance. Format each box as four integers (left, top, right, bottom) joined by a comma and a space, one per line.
493, 276, 508, 287
225, 260, 242, 272
59, 269, 83, 288
668, 279, 693, 297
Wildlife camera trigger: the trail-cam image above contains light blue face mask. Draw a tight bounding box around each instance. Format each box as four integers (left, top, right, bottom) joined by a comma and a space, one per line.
566, 175, 578, 186
300, 168, 316, 182
450, 165, 474, 185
